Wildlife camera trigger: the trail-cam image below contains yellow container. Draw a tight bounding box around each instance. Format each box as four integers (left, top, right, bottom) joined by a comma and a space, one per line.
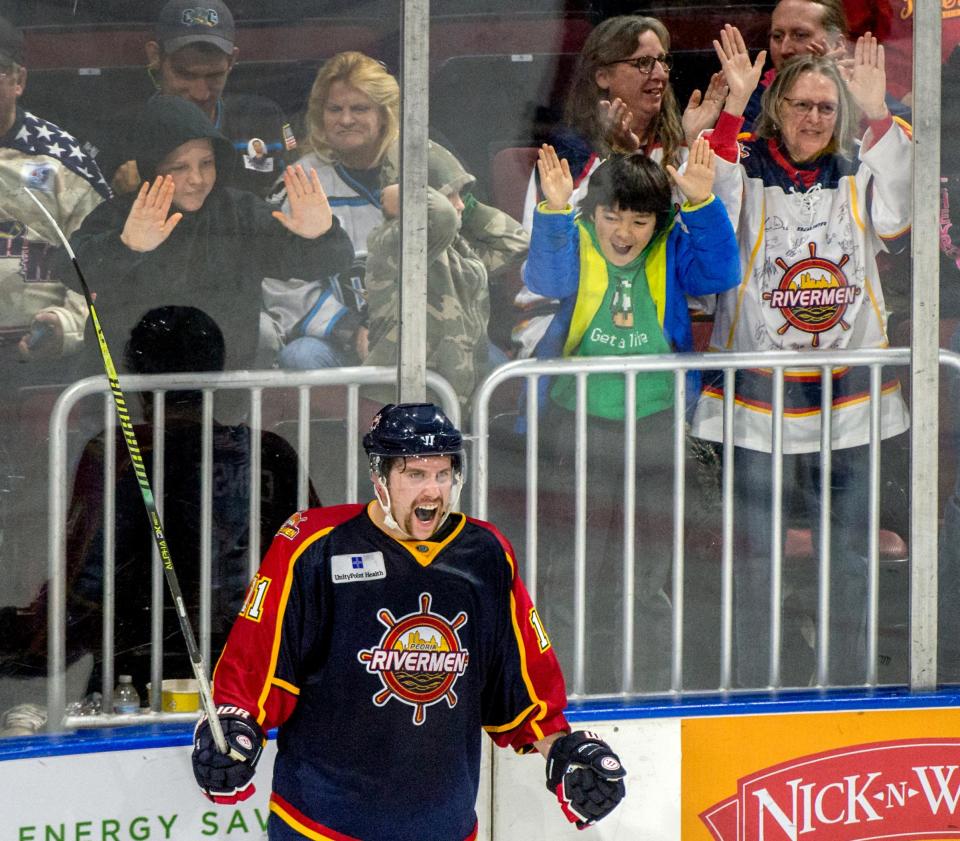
149, 678, 200, 712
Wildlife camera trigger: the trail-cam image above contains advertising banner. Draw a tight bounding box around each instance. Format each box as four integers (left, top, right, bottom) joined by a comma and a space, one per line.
3, 740, 277, 840
683, 707, 960, 841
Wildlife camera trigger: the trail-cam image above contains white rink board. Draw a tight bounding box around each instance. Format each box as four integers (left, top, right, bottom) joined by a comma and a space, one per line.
4, 740, 278, 840
0, 719, 677, 840
492, 718, 680, 840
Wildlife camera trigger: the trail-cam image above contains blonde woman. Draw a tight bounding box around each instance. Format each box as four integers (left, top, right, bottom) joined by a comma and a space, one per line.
271, 52, 399, 368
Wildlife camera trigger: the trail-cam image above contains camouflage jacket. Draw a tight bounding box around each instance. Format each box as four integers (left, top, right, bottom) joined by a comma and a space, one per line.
364, 144, 528, 405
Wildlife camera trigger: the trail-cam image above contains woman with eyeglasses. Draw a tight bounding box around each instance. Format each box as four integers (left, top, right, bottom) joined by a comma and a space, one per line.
520, 15, 727, 230
690, 27, 911, 688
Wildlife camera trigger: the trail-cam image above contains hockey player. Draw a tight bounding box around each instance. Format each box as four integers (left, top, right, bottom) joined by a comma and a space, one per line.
192, 402, 626, 840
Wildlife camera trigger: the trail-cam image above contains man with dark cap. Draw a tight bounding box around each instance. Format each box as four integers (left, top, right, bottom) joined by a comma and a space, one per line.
0, 14, 110, 370
90, 0, 296, 199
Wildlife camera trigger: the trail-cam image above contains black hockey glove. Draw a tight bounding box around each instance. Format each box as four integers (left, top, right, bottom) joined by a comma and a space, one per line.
192, 704, 264, 804
546, 731, 626, 829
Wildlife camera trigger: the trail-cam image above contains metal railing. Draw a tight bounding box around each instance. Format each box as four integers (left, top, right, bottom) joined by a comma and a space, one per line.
46, 367, 460, 731
472, 348, 925, 698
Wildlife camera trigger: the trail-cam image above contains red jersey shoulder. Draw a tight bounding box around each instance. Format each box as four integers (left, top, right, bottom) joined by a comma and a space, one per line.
275, 504, 365, 546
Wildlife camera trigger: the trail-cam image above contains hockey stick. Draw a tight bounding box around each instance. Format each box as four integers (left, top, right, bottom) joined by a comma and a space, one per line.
23, 188, 229, 755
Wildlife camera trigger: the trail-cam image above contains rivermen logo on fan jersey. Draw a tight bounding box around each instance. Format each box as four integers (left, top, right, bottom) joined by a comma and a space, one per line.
762, 242, 859, 346
700, 738, 960, 841
357, 592, 469, 725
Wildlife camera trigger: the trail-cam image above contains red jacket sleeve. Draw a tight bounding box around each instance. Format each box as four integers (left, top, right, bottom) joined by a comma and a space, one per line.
704, 111, 746, 163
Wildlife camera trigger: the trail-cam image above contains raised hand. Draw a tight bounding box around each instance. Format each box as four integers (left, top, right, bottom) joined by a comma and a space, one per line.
598, 97, 641, 153
120, 176, 183, 252
536, 144, 574, 211
272, 165, 334, 239
847, 32, 887, 120
713, 24, 767, 118
666, 136, 716, 205
682, 71, 730, 146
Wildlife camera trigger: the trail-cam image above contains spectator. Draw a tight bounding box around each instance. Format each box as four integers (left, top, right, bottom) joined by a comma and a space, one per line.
525, 140, 739, 691
522, 15, 730, 229
0, 305, 320, 700
694, 28, 912, 687
266, 52, 399, 370
90, 0, 297, 199
0, 14, 112, 612
362, 141, 529, 408
0, 15, 110, 376
68, 95, 353, 374
742, 0, 910, 129
936, 48, 960, 684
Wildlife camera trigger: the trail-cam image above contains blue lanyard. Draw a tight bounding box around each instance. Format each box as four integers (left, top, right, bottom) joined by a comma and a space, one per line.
334, 163, 381, 210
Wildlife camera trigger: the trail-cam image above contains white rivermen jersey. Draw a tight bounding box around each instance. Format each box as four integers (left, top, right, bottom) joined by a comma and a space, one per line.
692, 117, 912, 453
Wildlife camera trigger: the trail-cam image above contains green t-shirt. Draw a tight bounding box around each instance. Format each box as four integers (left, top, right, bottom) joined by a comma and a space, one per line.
551, 223, 674, 420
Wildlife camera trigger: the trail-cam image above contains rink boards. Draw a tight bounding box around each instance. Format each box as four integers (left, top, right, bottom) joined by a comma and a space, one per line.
3, 691, 960, 840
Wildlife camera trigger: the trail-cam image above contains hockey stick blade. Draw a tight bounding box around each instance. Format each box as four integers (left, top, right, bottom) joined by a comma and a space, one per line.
23, 188, 228, 754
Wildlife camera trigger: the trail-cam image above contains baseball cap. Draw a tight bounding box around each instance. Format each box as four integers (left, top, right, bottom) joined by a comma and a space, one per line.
155, 0, 235, 55
0, 16, 24, 65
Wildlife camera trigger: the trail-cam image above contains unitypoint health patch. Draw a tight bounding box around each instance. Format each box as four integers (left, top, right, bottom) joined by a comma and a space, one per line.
331, 551, 387, 583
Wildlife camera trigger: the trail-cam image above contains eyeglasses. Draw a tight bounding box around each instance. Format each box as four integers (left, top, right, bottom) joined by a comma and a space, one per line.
605, 54, 673, 74
782, 98, 838, 117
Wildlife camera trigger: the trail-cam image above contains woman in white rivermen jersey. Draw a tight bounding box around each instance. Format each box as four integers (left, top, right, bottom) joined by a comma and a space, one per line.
692, 26, 911, 687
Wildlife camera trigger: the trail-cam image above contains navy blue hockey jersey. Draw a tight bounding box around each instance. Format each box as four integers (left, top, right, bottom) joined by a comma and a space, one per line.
212, 502, 569, 841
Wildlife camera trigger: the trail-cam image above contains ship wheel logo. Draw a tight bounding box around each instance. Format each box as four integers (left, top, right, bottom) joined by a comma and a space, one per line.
358, 593, 470, 725
761, 242, 860, 347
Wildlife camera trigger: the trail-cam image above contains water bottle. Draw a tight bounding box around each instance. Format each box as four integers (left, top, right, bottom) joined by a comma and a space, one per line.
113, 675, 141, 715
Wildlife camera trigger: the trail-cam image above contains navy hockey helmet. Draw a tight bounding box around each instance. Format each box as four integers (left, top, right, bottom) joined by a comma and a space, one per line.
363, 403, 462, 467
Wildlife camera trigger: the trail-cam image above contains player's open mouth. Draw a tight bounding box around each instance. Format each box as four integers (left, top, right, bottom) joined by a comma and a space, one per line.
414, 503, 439, 523
610, 242, 633, 256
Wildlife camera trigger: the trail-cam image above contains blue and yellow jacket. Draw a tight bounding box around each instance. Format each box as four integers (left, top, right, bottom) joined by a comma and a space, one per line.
523, 195, 740, 414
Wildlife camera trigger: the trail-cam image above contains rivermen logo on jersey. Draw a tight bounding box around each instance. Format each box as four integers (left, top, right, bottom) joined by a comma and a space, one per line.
700, 738, 960, 841
762, 242, 859, 346
357, 592, 469, 725
277, 511, 307, 540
